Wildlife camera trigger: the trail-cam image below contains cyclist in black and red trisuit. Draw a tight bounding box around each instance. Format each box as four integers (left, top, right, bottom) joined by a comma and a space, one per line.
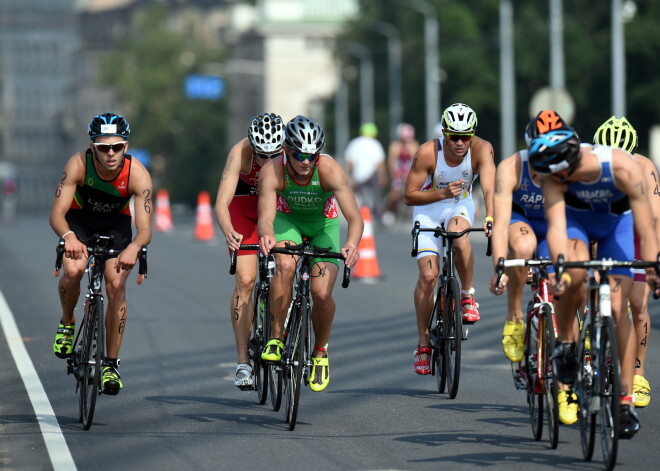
49, 112, 153, 395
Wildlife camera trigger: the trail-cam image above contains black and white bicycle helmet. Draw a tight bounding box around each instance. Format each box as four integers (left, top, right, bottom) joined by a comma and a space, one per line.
284, 115, 326, 154
441, 103, 478, 134
248, 113, 284, 155
88, 112, 130, 139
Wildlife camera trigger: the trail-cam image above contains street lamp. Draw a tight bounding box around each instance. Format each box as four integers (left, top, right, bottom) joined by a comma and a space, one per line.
368, 20, 403, 144
344, 42, 375, 125
406, 0, 440, 141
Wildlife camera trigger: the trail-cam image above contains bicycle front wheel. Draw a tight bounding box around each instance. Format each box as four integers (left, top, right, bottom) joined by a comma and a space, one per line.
253, 291, 269, 405
429, 286, 445, 393
79, 299, 103, 430
577, 306, 595, 461
523, 302, 543, 441
599, 316, 620, 471
541, 303, 558, 449
444, 277, 462, 399
286, 301, 308, 430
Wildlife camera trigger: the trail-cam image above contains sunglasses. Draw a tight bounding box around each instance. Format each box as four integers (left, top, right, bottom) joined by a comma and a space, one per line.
93, 141, 127, 153
445, 133, 474, 142
290, 151, 319, 162
254, 151, 280, 160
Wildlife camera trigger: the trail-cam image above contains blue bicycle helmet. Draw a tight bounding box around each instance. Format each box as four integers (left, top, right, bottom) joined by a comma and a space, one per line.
88, 112, 130, 139
528, 129, 581, 175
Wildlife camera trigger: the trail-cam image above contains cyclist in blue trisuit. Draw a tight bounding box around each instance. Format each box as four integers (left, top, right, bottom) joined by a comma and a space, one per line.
529, 127, 660, 438
593, 116, 660, 408
490, 110, 581, 425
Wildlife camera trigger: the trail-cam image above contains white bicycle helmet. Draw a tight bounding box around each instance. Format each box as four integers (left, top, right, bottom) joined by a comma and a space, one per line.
248, 113, 284, 155
284, 115, 326, 154
441, 103, 478, 134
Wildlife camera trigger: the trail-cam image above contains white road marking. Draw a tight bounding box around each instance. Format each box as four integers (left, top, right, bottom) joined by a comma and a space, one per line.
0, 290, 77, 471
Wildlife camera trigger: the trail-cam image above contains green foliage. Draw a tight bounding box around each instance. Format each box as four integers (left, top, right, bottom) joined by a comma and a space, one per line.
333, 0, 660, 157
99, 3, 227, 206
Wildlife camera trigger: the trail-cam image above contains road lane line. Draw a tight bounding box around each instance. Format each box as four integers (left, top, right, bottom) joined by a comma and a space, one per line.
0, 290, 77, 471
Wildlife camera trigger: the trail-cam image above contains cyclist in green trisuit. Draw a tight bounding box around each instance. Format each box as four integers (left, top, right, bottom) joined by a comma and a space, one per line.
258, 115, 363, 392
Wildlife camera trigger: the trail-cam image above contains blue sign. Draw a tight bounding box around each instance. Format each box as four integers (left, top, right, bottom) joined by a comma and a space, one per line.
130, 148, 151, 169
184, 74, 225, 100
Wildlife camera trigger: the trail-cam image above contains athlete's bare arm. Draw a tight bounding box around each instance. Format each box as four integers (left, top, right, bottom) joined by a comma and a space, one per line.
472, 137, 496, 222
49, 152, 88, 260
215, 138, 251, 251
257, 158, 284, 253
403, 140, 461, 206
318, 155, 364, 268
491, 153, 519, 266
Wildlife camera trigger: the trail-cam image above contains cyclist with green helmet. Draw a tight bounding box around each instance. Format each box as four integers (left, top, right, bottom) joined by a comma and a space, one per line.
258, 115, 363, 392
50, 112, 153, 395
594, 116, 660, 408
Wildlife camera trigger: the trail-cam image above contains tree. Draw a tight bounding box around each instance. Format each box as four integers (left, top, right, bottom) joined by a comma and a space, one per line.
99, 3, 227, 205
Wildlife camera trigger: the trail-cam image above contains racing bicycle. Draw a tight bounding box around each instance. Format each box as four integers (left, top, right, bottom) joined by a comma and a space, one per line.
556, 254, 660, 470
411, 221, 491, 399
55, 234, 147, 430
268, 241, 350, 430
495, 257, 559, 449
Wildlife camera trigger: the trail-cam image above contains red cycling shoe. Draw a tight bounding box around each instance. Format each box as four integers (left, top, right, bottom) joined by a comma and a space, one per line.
461, 296, 480, 323
414, 345, 432, 375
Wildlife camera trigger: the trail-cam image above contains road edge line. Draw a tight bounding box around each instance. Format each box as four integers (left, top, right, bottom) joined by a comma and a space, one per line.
0, 289, 77, 471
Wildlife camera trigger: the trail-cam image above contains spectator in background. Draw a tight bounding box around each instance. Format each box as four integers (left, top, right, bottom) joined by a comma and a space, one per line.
344, 123, 387, 222
383, 123, 419, 226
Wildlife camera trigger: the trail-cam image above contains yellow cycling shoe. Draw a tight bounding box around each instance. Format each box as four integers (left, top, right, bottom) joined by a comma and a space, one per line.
261, 339, 284, 362
558, 389, 579, 425
309, 356, 330, 392
502, 320, 524, 363
633, 374, 651, 408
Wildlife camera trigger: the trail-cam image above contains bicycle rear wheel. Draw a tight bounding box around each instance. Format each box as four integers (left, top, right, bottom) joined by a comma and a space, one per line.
286, 301, 308, 430
541, 303, 558, 449
577, 310, 596, 461
524, 302, 543, 441
444, 277, 462, 399
79, 299, 103, 430
252, 291, 269, 404
599, 316, 620, 471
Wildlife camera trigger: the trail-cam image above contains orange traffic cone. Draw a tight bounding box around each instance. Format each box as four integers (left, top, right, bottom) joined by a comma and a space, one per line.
194, 191, 215, 241
353, 206, 382, 281
154, 188, 174, 232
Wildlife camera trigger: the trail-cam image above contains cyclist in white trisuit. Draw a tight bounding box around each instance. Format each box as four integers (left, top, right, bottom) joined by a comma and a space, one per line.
404, 103, 495, 375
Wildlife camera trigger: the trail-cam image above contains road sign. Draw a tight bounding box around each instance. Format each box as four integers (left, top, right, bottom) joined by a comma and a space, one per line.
529, 86, 575, 124
184, 74, 224, 100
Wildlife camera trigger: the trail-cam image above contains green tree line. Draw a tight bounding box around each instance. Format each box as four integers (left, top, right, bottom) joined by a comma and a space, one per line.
100, 1, 660, 204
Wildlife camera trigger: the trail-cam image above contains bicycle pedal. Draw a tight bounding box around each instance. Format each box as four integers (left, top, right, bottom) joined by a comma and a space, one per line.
512, 368, 526, 390
461, 326, 469, 340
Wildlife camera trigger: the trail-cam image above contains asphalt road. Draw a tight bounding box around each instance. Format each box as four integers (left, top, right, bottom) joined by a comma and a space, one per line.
1, 214, 660, 471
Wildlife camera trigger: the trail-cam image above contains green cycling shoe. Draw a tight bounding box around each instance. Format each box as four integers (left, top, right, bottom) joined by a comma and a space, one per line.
53, 322, 75, 359
261, 339, 284, 362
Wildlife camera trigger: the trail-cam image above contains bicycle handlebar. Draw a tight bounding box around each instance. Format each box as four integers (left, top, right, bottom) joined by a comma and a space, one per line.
55, 235, 148, 278
555, 253, 660, 299
229, 244, 260, 275
411, 220, 492, 258
494, 257, 553, 288
271, 242, 352, 288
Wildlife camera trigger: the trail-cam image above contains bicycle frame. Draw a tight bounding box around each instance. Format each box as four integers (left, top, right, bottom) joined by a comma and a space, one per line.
411, 221, 491, 399
55, 234, 147, 430
269, 241, 350, 430
496, 257, 559, 448
556, 254, 660, 469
